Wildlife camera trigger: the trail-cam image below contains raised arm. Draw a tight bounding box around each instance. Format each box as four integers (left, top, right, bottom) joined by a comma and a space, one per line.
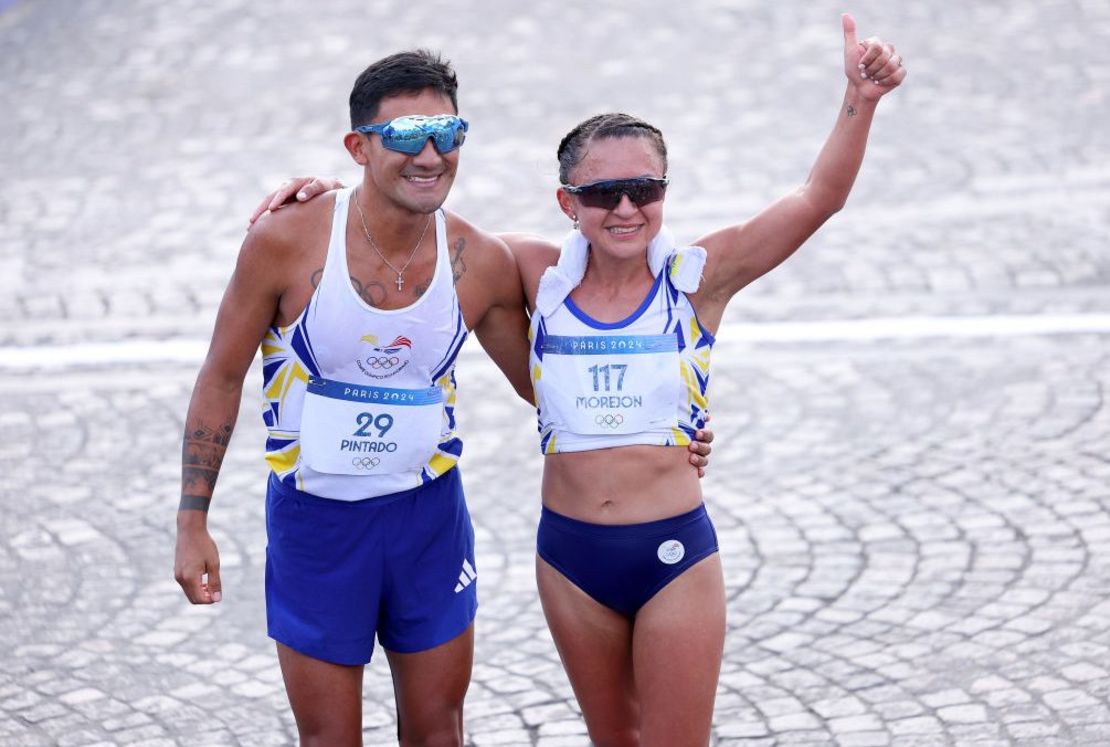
173, 223, 288, 605
694, 13, 906, 318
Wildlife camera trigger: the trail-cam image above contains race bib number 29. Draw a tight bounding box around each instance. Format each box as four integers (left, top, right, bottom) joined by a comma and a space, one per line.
300, 378, 444, 476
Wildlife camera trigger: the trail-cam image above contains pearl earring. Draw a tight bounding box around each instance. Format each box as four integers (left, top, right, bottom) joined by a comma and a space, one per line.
572, 215, 579, 230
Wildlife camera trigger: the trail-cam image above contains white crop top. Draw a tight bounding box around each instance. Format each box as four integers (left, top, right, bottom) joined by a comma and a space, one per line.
528, 228, 713, 454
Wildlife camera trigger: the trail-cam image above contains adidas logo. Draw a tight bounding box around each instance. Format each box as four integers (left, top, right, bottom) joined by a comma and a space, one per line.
454, 559, 477, 593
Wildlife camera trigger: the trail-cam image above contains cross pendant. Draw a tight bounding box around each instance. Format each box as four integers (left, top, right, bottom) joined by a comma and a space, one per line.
395, 274, 404, 292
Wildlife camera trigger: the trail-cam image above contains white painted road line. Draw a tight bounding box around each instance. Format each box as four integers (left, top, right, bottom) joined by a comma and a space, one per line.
3, 314, 1110, 369
715, 313, 1110, 343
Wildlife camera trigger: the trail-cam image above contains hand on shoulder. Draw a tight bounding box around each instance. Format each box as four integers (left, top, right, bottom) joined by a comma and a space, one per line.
247, 188, 337, 241
247, 176, 344, 227
243, 189, 338, 268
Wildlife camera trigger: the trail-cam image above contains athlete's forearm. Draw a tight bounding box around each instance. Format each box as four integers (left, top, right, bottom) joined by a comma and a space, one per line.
474, 301, 534, 405
181, 419, 233, 512
801, 85, 878, 214
179, 373, 244, 518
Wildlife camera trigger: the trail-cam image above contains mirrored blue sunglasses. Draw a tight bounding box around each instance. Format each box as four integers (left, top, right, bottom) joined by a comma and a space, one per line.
355, 114, 469, 155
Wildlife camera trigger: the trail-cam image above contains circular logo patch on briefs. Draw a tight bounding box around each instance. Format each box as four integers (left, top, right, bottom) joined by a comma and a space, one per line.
657, 539, 685, 565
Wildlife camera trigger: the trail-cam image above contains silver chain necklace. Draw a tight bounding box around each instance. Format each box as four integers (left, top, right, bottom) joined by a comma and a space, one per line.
353, 189, 432, 292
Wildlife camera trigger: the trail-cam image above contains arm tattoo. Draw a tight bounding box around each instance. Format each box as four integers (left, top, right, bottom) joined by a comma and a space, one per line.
179, 494, 212, 512
846, 104, 857, 118
181, 422, 232, 509
451, 238, 467, 284
350, 275, 388, 306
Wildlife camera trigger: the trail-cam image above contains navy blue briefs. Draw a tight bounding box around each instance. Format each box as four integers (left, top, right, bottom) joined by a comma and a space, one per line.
537, 503, 719, 617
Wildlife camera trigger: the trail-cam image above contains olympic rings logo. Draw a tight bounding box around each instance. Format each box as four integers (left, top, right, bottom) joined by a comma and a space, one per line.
365, 356, 401, 369
595, 414, 625, 429
351, 457, 382, 470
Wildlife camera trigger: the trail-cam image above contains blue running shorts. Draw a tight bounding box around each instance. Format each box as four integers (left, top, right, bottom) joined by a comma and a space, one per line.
537, 503, 719, 617
265, 467, 477, 665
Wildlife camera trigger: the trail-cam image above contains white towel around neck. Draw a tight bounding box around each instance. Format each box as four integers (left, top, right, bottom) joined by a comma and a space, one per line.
534, 227, 707, 317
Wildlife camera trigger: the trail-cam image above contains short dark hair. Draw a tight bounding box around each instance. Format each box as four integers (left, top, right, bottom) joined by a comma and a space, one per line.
557, 113, 668, 184
349, 49, 459, 128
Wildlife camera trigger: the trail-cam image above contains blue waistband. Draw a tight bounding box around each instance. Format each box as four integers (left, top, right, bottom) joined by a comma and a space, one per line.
268, 465, 459, 508
539, 503, 708, 539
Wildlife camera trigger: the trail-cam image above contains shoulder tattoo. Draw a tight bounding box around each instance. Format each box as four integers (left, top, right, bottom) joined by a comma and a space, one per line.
451, 237, 467, 284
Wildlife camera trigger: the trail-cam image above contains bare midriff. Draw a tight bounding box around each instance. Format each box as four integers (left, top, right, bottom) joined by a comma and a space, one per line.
542, 445, 703, 525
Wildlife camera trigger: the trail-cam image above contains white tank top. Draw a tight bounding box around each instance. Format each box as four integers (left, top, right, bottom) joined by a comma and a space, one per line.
529, 241, 713, 454
260, 187, 468, 500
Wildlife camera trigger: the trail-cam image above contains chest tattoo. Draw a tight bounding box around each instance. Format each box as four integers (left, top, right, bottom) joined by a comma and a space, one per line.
351, 276, 387, 306
308, 267, 387, 306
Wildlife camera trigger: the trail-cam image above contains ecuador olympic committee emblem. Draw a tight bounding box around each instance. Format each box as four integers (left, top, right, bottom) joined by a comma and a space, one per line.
356, 334, 413, 379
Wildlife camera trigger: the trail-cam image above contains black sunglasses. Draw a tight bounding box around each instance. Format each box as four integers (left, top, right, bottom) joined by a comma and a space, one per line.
561, 177, 669, 210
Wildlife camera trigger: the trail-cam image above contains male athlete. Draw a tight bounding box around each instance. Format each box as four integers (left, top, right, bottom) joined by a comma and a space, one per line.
175, 50, 712, 745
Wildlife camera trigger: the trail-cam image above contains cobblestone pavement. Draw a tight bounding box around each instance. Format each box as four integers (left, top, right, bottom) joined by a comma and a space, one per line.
2, 0, 1109, 745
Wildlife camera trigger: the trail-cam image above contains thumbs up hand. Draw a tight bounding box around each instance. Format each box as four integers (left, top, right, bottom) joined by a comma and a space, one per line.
843, 13, 906, 101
